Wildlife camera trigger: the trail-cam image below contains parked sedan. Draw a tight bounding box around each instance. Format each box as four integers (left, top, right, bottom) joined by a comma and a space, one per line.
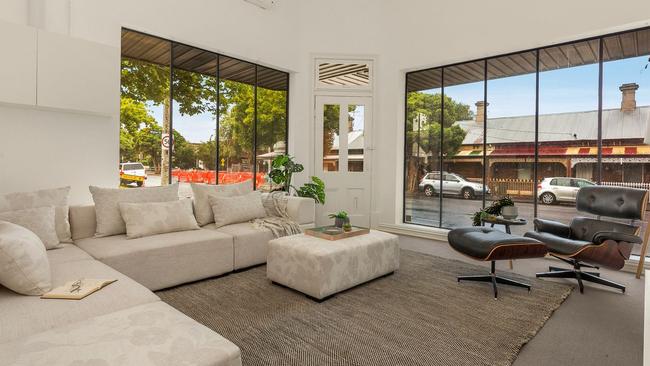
418, 171, 490, 199
537, 177, 595, 204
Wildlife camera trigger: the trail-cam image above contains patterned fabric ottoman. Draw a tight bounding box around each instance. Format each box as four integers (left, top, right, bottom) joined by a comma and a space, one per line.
267, 230, 400, 301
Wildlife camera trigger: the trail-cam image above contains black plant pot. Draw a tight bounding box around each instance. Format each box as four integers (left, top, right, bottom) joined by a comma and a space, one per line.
334, 217, 350, 228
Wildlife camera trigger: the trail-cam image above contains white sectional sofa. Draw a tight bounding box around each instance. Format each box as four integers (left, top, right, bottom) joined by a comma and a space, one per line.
0, 195, 315, 366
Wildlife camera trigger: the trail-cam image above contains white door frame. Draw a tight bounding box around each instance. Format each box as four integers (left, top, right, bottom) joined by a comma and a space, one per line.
311, 55, 377, 227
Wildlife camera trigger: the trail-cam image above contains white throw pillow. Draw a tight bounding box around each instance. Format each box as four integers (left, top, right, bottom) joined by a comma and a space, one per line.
191, 180, 254, 226
119, 199, 200, 239
0, 186, 72, 243
208, 190, 266, 228
0, 206, 60, 249
0, 221, 52, 296
89, 184, 180, 237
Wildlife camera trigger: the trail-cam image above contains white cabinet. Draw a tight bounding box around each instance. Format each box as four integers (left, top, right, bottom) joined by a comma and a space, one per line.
37, 30, 120, 116
0, 21, 37, 106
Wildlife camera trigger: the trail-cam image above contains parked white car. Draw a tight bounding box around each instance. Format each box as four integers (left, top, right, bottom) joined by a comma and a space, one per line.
537, 177, 596, 204
120, 162, 147, 187
418, 171, 490, 199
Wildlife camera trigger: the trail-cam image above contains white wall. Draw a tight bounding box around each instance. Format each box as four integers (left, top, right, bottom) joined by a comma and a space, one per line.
0, 0, 302, 204
1, 0, 649, 216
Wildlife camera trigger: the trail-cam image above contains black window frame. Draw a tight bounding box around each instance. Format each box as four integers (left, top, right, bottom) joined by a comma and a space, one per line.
403, 25, 650, 229
120, 28, 290, 189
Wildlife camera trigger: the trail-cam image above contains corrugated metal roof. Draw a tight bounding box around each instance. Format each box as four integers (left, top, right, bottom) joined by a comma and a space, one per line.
456, 106, 650, 145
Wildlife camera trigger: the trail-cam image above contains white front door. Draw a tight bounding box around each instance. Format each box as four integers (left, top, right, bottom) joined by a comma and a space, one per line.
315, 96, 372, 227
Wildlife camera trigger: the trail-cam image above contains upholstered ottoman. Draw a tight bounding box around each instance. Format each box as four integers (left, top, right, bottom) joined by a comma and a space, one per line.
267, 230, 400, 301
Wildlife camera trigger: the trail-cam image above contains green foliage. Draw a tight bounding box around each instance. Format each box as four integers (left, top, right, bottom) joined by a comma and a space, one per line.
296, 176, 326, 205
328, 211, 349, 219
472, 196, 514, 226
269, 155, 304, 192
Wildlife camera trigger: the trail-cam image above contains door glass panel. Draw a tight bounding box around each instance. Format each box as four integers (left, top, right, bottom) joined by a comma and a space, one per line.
347, 104, 365, 172
323, 104, 340, 171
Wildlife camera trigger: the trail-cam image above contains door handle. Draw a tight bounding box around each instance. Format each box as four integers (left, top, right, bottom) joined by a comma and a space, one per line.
354, 197, 358, 210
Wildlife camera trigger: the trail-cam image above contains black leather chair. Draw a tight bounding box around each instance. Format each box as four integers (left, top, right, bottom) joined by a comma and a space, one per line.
525, 186, 648, 293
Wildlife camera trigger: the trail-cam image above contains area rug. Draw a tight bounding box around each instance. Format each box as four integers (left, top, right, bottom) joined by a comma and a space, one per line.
157, 250, 571, 366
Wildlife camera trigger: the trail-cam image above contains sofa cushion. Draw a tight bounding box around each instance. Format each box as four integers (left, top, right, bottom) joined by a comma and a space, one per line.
46, 244, 93, 265
191, 180, 254, 226
0, 258, 158, 343
0, 301, 242, 366
0, 221, 51, 296
69, 204, 97, 240
119, 199, 199, 239
76, 229, 235, 291
209, 191, 266, 228
89, 184, 179, 237
0, 186, 72, 243
207, 222, 274, 270
0, 206, 60, 249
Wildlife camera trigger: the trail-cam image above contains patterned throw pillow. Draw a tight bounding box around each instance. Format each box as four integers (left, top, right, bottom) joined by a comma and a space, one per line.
0, 206, 60, 249
0, 186, 72, 243
208, 191, 266, 228
119, 199, 200, 239
89, 184, 180, 237
0, 221, 52, 296
191, 180, 254, 226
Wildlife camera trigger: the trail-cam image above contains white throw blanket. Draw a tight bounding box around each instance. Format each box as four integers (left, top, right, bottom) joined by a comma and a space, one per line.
253, 192, 302, 238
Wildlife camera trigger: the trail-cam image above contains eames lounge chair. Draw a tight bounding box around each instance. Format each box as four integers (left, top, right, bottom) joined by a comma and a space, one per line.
525, 186, 648, 293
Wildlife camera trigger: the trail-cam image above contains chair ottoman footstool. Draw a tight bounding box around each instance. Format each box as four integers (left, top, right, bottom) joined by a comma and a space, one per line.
448, 227, 547, 299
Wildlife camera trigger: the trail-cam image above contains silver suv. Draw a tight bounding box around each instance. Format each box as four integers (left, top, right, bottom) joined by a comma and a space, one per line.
418, 171, 490, 199
537, 177, 595, 204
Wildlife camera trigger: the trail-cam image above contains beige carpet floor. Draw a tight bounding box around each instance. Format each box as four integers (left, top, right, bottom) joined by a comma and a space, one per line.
157, 250, 571, 366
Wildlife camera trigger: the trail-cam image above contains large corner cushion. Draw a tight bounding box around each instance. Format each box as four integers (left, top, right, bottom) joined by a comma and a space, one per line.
448, 227, 547, 261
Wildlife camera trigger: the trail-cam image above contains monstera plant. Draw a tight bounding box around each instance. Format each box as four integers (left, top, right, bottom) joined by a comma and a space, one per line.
269, 155, 326, 204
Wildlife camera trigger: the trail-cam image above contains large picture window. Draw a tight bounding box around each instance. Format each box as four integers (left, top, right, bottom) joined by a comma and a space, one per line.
404, 27, 650, 249
120, 29, 289, 192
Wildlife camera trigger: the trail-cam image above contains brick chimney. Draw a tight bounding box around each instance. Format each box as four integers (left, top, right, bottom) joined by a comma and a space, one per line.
620, 83, 639, 113
475, 101, 488, 123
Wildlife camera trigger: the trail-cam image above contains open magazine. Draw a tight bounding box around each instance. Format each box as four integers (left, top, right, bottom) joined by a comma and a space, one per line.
41, 279, 117, 300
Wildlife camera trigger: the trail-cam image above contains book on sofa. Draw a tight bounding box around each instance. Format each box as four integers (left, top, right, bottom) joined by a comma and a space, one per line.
41, 279, 117, 300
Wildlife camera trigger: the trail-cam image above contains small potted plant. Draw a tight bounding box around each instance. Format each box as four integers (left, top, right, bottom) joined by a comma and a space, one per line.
342, 222, 353, 232
328, 211, 350, 228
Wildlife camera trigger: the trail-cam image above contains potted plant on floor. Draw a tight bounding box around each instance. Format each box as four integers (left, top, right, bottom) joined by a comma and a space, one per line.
328, 211, 350, 228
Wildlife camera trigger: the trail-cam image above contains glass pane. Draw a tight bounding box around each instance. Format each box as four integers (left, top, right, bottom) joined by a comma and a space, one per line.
323, 104, 340, 171
120, 30, 171, 188
602, 29, 650, 256
218, 56, 255, 186
537, 40, 600, 223
171, 44, 218, 197
318, 62, 370, 87
404, 68, 442, 227
442, 61, 486, 229
256, 66, 288, 191
348, 104, 365, 172
486, 51, 537, 235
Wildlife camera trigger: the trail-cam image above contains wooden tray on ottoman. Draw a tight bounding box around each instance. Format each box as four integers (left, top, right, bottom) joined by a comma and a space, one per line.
304, 226, 370, 241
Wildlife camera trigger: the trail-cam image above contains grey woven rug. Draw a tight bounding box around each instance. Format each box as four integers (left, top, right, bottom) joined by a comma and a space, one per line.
157, 250, 571, 366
